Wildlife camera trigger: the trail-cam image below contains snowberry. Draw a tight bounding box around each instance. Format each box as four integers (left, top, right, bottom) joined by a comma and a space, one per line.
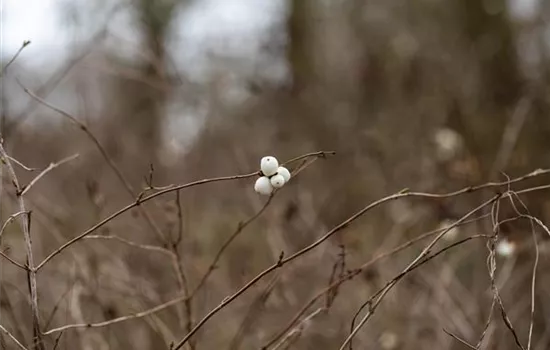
261, 156, 279, 176
270, 174, 285, 188
276, 166, 291, 183
254, 176, 273, 195
496, 238, 516, 258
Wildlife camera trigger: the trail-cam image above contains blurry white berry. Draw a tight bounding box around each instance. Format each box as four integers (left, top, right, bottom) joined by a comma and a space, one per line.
270, 174, 285, 188
277, 166, 291, 183
496, 238, 516, 258
261, 156, 279, 176
433, 127, 463, 161
254, 176, 273, 195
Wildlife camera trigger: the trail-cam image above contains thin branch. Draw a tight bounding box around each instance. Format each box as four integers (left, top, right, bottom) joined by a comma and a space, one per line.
36, 151, 332, 270
0, 211, 28, 240
83, 235, 175, 257
19, 82, 167, 243
228, 273, 280, 350
0, 40, 31, 77
271, 307, 326, 350
261, 214, 489, 349
42, 294, 188, 335
3, 155, 39, 171
0, 249, 29, 271
507, 192, 542, 350
190, 194, 274, 297
0, 324, 29, 350
20, 153, 79, 196
172, 171, 550, 350
0, 142, 44, 350
340, 197, 498, 350
443, 328, 477, 350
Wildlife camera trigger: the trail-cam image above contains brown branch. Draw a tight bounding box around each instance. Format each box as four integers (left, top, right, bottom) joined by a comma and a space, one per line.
83, 235, 175, 257
4, 155, 39, 171
42, 294, 189, 335
36, 151, 333, 270
0, 324, 29, 350
0, 249, 29, 271
0, 211, 28, 240
261, 214, 489, 349
19, 154, 79, 196
271, 307, 326, 350
19, 82, 167, 243
340, 197, 499, 350
443, 328, 477, 350
506, 192, 542, 350
172, 169, 550, 350
171, 191, 194, 346
190, 194, 274, 297
0, 143, 44, 350
0, 40, 31, 77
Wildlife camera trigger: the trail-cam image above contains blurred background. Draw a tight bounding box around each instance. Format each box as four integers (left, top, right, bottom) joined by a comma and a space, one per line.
2, 0, 550, 349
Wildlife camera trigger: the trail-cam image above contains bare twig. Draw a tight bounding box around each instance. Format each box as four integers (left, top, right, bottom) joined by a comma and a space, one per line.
261, 214, 489, 349
0, 324, 29, 350
3, 155, 39, 171
190, 194, 274, 297
0, 249, 29, 271
172, 169, 550, 350
228, 274, 280, 350
0, 40, 31, 77
36, 151, 333, 270
83, 235, 175, 257
486, 195, 525, 350
271, 307, 326, 350
507, 192, 542, 350
443, 328, 477, 350
19, 83, 167, 243
0, 143, 43, 349
0, 211, 28, 240
42, 293, 189, 335
19, 153, 79, 196
341, 197, 498, 350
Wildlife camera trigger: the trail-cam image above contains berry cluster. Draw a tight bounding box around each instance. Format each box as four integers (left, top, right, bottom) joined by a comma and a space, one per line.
254, 156, 291, 195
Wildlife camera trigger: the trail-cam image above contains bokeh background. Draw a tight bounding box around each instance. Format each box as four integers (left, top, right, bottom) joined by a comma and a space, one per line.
2, 0, 550, 349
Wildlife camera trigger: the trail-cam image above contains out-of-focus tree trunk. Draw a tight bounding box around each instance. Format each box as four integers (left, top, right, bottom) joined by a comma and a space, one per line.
458, 0, 523, 106
103, 0, 179, 180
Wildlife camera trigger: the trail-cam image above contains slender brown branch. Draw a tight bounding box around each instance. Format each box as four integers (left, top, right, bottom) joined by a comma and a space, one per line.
0, 40, 31, 77
0, 324, 29, 350
19, 154, 79, 196
0, 211, 28, 240
19, 83, 167, 243
4, 155, 39, 171
0, 143, 44, 350
42, 294, 189, 335
190, 194, 274, 297
83, 235, 175, 257
0, 249, 29, 271
37, 151, 333, 270
261, 214, 489, 349
506, 192, 542, 350
340, 197, 498, 350
443, 328, 477, 350
271, 307, 326, 350
172, 171, 550, 350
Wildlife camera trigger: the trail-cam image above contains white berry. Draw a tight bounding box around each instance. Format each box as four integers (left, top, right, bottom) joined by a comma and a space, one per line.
276, 166, 291, 183
270, 174, 285, 188
260, 156, 279, 176
254, 176, 273, 195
